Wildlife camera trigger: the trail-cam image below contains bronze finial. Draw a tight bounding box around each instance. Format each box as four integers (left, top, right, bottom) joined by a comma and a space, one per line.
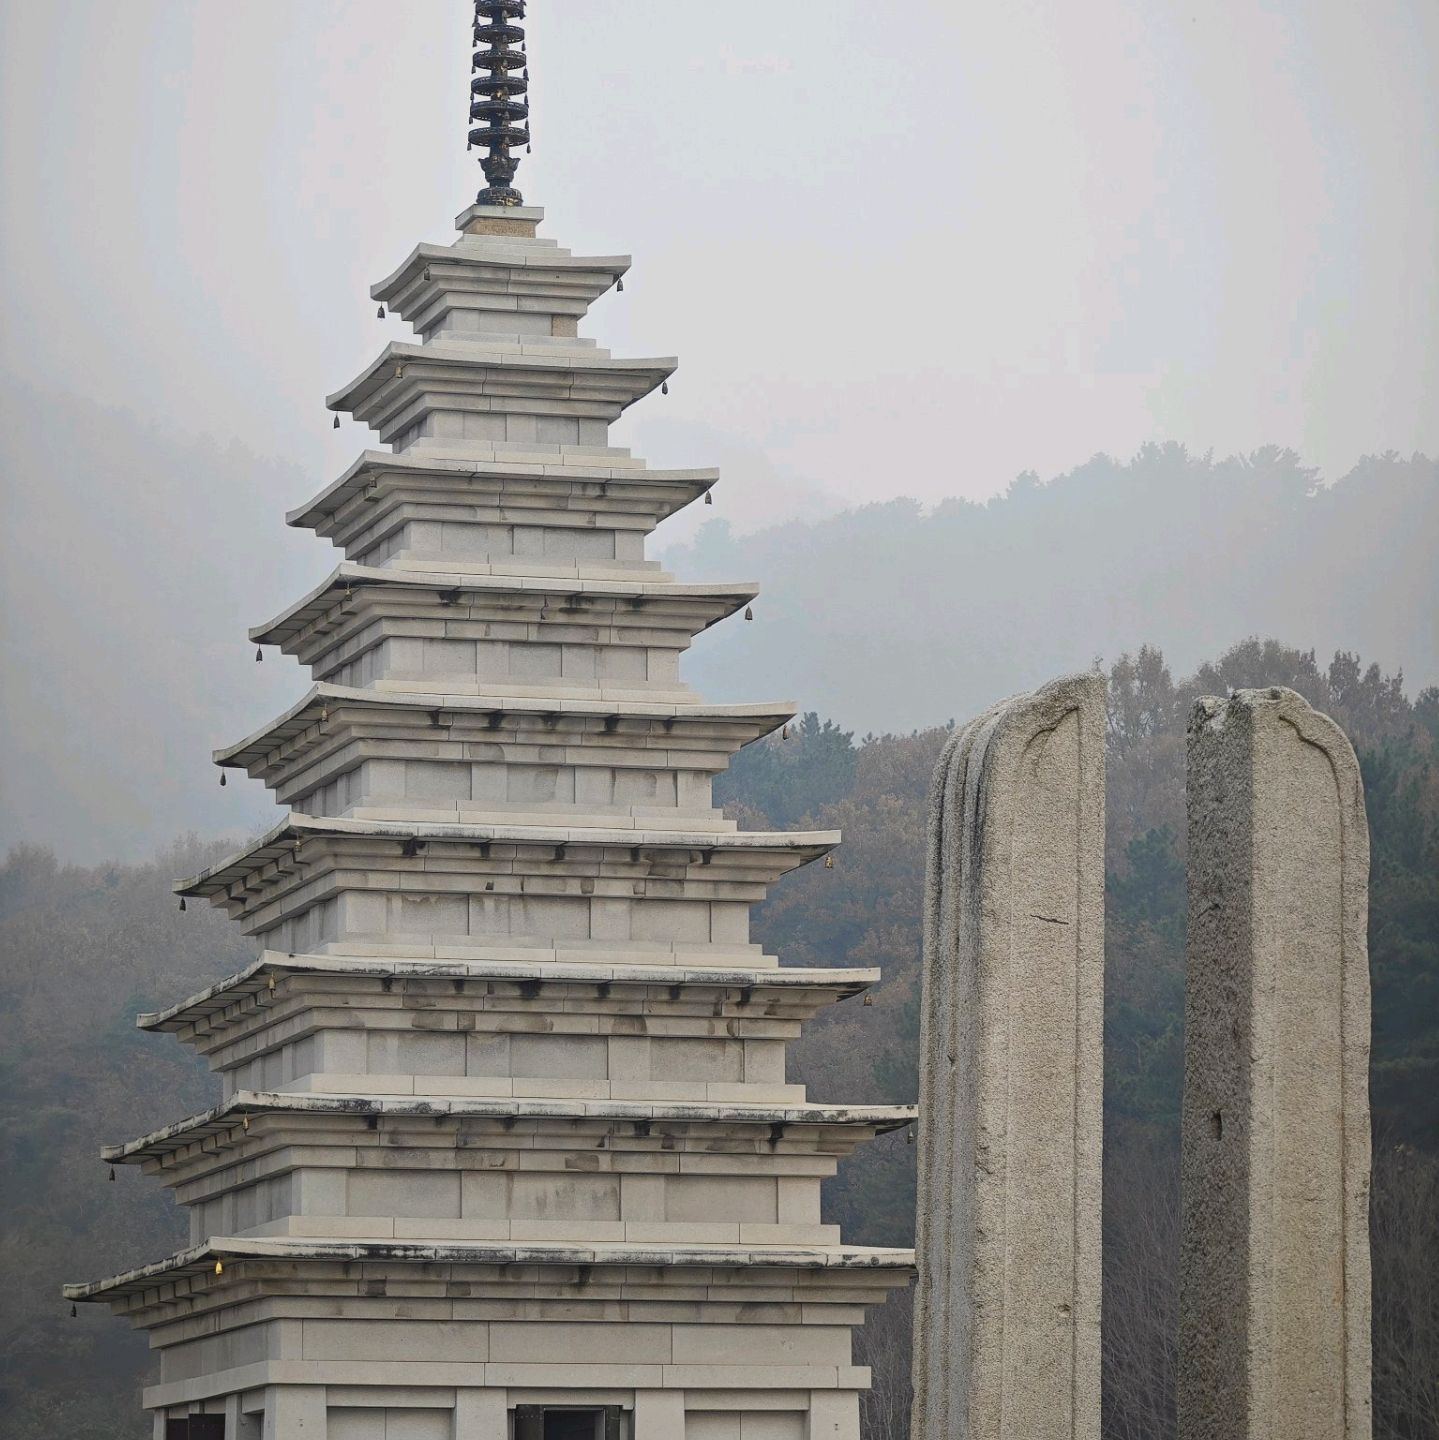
470, 1, 530, 206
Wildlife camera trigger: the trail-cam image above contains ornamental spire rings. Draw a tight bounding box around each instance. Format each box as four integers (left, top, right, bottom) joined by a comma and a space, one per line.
470, 1, 530, 206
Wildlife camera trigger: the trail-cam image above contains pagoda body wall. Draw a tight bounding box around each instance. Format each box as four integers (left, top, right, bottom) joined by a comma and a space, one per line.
72, 205, 912, 1440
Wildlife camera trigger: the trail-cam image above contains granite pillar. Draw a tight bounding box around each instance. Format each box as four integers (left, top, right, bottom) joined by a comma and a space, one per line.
1180, 686, 1372, 1440
912, 673, 1105, 1440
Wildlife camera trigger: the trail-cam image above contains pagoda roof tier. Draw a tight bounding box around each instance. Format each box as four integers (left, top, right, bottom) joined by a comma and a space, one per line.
104, 1091, 917, 1166
177, 815, 836, 898
287, 448, 717, 542
65, 1236, 916, 1305
325, 341, 675, 444
173, 815, 839, 934
138, 951, 877, 1035
213, 684, 793, 783
370, 239, 630, 331
248, 562, 757, 657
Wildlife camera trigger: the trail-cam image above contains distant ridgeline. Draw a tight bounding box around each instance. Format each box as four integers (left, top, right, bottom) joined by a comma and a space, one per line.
671, 447, 1439, 739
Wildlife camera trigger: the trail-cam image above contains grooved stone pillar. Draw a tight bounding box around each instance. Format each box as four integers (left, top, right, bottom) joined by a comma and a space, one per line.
912, 673, 1105, 1440
261, 1385, 326, 1438
454, 1389, 508, 1437
1180, 687, 1373, 1440
632, 1392, 685, 1437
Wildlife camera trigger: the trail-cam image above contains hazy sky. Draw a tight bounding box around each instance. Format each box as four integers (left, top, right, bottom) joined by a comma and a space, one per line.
2, 0, 1436, 859
4, 1, 1437, 513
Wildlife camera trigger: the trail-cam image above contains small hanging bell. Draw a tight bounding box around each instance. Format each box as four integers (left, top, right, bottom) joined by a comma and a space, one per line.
781, 724, 790, 739
179, 897, 187, 912
332, 414, 340, 429
907, 1126, 915, 1145
824, 855, 835, 869
71, 1305, 77, 1318
616, 275, 624, 293
219, 772, 226, 787
109, 1166, 117, 1181
661, 380, 669, 395
255, 647, 263, 662
704, 491, 713, 505
214, 1260, 224, 1276
862, 994, 874, 1007
744, 606, 753, 621
376, 304, 386, 319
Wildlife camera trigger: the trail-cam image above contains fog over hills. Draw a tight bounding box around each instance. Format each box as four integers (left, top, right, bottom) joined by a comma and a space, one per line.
1, 371, 1434, 862
665, 445, 1439, 737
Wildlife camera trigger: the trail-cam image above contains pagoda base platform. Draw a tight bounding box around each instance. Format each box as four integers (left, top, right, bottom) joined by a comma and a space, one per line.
69, 1238, 912, 1439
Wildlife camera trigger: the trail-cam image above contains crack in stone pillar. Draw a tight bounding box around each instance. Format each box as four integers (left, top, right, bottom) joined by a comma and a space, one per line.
912, 673, 1105, 1440
1180, 686, 1373, 1440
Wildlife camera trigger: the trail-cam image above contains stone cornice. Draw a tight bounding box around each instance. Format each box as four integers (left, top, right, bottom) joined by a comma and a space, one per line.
248, 562, 757, 654
326, 341, 676, 440
103, 1090, 918, 1165
286, 449, 717, 538
212, 685, 793, 782
67, 1235, 917, 1305
138, 950, 876, 1033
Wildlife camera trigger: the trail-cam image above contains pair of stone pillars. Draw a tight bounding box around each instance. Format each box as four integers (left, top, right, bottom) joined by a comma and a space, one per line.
911, 676, 1372, 1440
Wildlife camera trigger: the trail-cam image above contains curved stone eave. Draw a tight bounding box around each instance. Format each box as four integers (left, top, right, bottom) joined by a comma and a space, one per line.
324, 341, 677, 420
137, 950, 881, 1033
66, 1236, 918, 1304
173, 812, 842, 900
369, 239, 633, 306
284, 449, 719, 534
102, 1089, 920, 1164
246, 561, 759, 649
211, 684, 796, 771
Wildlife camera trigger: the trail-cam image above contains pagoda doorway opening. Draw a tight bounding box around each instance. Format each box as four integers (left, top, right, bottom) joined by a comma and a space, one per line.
513, 1405, 625, 1440
165, 1419, 225, 1440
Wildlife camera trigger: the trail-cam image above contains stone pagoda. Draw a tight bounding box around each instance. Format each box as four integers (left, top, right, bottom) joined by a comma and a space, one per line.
67, 7, 915, 1437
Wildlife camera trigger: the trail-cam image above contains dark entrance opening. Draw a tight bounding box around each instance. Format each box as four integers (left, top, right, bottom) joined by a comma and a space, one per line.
513, 1405, 624, 1440
166, 1419, 225, 1440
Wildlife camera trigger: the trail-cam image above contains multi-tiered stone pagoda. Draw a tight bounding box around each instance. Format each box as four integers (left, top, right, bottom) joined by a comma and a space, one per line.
68, 7, 914, 1437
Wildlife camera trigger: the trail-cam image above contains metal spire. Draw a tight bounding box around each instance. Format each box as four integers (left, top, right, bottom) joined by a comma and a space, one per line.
470, 1, 530, 206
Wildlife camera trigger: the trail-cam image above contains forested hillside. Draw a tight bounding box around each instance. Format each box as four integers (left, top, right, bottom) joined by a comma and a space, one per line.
1, 640, 1435, 1438
716, 640, 1439, 1440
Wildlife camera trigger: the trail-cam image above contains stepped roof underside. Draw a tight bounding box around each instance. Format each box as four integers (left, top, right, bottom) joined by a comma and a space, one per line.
175, 814, 839, 901
105, 1091, 918, 1164
66, 1236, 916, 1305
138, 950, 878, 1032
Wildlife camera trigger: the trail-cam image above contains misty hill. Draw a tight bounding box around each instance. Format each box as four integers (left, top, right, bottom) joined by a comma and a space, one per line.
3, 375, 1435, 869
665, 445, 1439, 736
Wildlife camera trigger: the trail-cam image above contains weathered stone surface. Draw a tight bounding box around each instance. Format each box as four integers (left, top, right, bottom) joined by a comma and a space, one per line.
1179, 687, 1372, 1440
74, 187, 913, 1436
912, 673, 1105, 1440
